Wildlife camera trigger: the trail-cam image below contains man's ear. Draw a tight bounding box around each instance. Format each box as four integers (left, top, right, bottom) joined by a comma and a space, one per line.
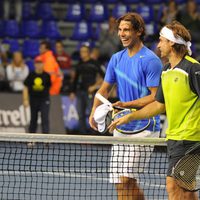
169, 41, 175, 47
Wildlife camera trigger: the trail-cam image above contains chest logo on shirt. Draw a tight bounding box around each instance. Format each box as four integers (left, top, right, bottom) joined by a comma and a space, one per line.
174, 77, 179, 82
33, 77, 44, 91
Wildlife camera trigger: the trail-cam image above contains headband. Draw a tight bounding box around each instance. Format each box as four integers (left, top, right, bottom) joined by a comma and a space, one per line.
160, 26, 192, 56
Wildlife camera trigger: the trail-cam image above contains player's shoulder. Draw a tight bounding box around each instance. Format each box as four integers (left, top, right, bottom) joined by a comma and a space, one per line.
180, 55, 200, 73
140, 46, 161, 61
183, 55, 200, 67
112, 49, 127, 59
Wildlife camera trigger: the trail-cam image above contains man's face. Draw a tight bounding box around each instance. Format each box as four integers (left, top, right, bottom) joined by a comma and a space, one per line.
80, 46, 90, 61
157, 36, 171, 58
39, 44, 47, 54
55, 42, 63, 54
118, 20, 139, 48
35, 62, 44, 71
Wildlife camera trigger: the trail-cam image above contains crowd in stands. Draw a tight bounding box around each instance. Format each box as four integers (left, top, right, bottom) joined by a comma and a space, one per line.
0, 0, 199, 134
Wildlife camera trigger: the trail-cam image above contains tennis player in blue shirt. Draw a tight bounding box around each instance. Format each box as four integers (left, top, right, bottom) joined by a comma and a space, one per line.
89, 12, 163, 200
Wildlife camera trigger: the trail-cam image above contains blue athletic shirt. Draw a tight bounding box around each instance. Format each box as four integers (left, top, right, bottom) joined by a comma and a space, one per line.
105, 46, 163, 132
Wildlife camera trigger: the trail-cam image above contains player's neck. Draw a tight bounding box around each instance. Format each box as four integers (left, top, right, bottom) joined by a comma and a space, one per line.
168, 52, 184, 69
127, 42, 143, 57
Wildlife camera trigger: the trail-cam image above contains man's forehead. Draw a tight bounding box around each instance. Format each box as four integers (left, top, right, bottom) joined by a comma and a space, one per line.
119, 20, 132, 27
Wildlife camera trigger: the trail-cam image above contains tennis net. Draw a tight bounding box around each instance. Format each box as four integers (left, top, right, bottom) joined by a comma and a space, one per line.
0, 132, 167, 200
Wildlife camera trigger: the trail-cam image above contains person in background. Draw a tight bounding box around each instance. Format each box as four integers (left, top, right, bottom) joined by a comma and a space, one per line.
0, 58, 8, 91
54, 40, 72, 71
6, 51, 29, 92
159, 0, 180, 27
99, 16, 121, 64
178, 0, 200, 43
72, 44, 104, 134
39, 41, 63, 95
90, 47, 106, 75
23, 56, 51, 135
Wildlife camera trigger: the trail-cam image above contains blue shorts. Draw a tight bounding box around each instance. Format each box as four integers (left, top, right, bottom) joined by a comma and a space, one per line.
167, 140, 199, 176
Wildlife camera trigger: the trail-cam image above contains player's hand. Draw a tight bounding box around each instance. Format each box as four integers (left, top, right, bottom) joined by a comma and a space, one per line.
108, 114, 131, 133
89, 114, 98, 131
112, 101, 125, 108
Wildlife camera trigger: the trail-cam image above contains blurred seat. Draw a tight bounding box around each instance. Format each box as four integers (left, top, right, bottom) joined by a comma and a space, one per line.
102, 0, 118, 3
122, 0, 140, 4
0, 20, 5, 38
90, 24, 101, 41
35, 3, 56, 21
65, 3, 85, 22
22, 2, 33, 20
174, 0, 186, 3
112, 3, 130, 19
4, 20, 20, 38
57, 0, 78, 3
38, 0, 55, 2
88, 3, 108, 22
41, 21, 64, 39
22, 39, 40, 58
2, 39, 20, 53
26, 59, 35, 71
156, 4, 165, 22
71, 21, 91, 41
136, 4, 154, 23
145, 22, 158, 42
21, 20, 42, 38
144, 0, 166, 4
82, 0, 97, 3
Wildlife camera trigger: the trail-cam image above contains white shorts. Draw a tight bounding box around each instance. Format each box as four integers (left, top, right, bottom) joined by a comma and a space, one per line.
109, 130, 159, 183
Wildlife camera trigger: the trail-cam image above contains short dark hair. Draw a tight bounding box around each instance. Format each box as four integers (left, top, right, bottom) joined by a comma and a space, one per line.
40, 41, 51, 50
55, 40, 63, 45
116, 12, 146, 41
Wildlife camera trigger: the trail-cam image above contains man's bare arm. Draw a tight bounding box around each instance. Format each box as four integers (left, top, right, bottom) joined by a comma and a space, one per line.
89, 81, 113, 130
113, 87, 158, 108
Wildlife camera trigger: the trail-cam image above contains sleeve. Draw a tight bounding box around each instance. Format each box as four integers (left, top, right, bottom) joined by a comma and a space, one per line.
144, 58, 163, 87
155, 83, 165, 103
6, 65, 15, 81
104, 55, 117, 84
189, 63, 200, 98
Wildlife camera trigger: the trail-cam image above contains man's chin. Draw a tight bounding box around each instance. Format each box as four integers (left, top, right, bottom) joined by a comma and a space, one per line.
122, 43, 130, 48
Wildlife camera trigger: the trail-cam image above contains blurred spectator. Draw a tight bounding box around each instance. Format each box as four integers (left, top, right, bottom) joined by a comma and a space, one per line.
72, 45, 104, 134
39, 41, 63, 95
90, 47, 106, 74
178, 0, 200, 43
0, 43, 9, 67
54, 40, 72, 71
0, 44, 7, 90
3, 0, 22, 21
159, 0, 180, 27
6, 51, 29, 92
0, 57, 9, 91
23, 56, 51, 136
99, 16, 121, 63
90, 47, 100, 61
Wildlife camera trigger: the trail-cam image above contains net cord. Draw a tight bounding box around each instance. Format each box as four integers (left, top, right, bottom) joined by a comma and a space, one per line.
0, 132, 166, 146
